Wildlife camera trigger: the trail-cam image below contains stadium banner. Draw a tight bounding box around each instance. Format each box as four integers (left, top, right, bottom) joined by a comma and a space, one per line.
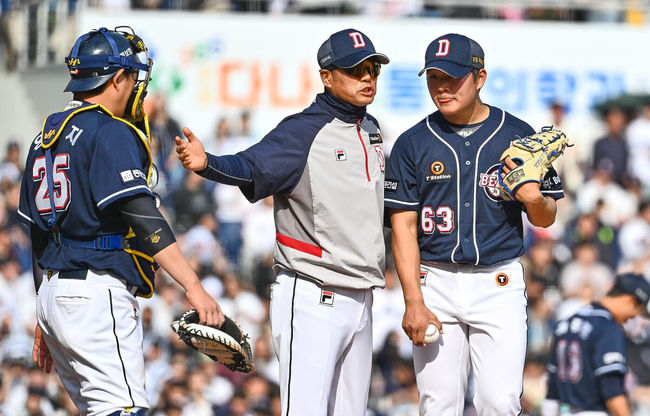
81, 11, 650, 147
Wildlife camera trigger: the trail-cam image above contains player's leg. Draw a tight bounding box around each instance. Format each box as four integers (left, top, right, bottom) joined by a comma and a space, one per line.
37, 280, 89, 412
414, 322, 471, 416
466, 260, 527, 416
328, 289, 373, 415
270, 272, 364, 416
43, 271, 148, 416
415, 265, 471, 416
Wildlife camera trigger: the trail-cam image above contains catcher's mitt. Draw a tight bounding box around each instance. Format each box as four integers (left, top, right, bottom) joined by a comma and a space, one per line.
171, 310, 255, 373
497, 127, 571, 201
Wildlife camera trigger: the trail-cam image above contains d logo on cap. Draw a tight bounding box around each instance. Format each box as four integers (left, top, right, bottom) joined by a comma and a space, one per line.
349, 32, 366, 49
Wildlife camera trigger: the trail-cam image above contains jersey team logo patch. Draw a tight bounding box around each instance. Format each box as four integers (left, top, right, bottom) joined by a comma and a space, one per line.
420, 270, 427, 285
480, 164, 503, 202
120, 170, 135, 182
495, 273, 509, 286
431, 161, 444, 174
335, 149, 347, 161
120, 169, 146, 183
384, 179, 399, 194
369, 133, 382, 144
426, 161, 452, 182
320, 290, 334, 306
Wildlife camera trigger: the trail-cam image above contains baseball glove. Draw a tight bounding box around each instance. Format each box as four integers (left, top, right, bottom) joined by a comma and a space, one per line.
497, 127, 571, 201
171, 310, 255, 373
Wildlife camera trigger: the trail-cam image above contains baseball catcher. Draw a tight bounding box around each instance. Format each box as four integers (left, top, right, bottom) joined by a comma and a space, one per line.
498, 127, 571, 201
171, 309, 255, 373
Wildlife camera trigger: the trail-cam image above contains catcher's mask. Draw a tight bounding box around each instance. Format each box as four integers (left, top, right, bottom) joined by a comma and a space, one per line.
64, 26, 153, 122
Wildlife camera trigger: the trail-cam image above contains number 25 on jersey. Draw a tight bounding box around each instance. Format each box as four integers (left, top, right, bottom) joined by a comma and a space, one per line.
32, 154, 71, 214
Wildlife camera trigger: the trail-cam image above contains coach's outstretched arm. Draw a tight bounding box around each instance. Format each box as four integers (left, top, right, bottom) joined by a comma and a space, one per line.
390, 209, 443, 347
176, 127, 209, 171
175, 127, 254, 186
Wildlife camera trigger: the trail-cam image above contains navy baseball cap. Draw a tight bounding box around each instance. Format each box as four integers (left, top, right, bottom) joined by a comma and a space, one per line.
615, 273, 650, 314
418, 33, 484, 78
317, 28, 389, 69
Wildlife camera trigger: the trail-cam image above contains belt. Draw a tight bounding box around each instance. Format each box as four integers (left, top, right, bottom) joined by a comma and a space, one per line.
53, 269, 139, 296
50, 228, 125, 251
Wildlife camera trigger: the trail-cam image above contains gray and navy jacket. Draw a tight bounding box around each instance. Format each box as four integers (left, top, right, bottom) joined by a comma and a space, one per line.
198, 91, 385, 290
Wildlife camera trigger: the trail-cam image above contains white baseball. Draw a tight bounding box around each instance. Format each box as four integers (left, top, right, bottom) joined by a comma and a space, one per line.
424, 324, 440, 344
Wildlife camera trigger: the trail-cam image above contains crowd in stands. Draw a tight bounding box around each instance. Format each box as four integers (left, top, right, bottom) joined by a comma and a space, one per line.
0, 93, 649, 415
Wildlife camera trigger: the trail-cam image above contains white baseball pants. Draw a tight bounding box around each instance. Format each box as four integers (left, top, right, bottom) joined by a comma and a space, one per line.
37, 269, 148, 416
270, 271, 373, 416
414, 259, 527, 416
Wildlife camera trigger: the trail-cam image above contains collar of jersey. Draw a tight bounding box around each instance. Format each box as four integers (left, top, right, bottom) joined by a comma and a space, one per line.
317, 89, 367, 123
431, 105, 501, 136
40, 101, 153, 185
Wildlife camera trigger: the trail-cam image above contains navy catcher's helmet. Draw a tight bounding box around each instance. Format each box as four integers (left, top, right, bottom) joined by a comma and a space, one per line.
64, 26, 151, 93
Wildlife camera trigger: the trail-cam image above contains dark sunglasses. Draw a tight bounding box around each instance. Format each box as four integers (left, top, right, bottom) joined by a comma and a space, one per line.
340, 60, 381, 79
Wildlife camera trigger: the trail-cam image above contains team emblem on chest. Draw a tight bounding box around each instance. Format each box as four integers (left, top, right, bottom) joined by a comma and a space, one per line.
479, 164, 503, 202
425, 161, 452, 182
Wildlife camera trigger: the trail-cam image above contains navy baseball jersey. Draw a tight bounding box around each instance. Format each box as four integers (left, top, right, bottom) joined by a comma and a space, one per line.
18, 101, 155, 292
384, 106, 563, 265
547, 304, 628, 411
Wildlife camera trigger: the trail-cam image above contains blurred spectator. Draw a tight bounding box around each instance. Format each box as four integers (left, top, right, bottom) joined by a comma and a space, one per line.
557, 242, 614, 320
576, 159, 638, 228
181, 212, 228, 274
544, 102, 586, 198
371, 357, 419, 415
565, 212, 618, 268
144, 337, 171, 407
252, 333, 279, 385
145, 93, 184, 189
0, 141, 21, 187
521, 355, 548, 416
372, 267, 410, 356
210, 113, 256, 270
618, 199, 650, 268
527, 296, 554, 356
626, 104, 650, 195
240, 196, 275, 288
182, 368, 213, 415
522, 237, 562, 290
592, 107, 629, 187
219, 274, 266, 342
625, 316, 650, 416
172, 172, 215, 234
0, 0, 16, 72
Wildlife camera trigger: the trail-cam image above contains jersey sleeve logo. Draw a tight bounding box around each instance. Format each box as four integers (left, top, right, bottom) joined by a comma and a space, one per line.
120, 170, 135, 182
384, 179, 398, 194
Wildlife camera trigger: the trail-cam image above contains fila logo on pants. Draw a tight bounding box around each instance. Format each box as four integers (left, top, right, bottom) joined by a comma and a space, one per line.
320, 290, 334, 306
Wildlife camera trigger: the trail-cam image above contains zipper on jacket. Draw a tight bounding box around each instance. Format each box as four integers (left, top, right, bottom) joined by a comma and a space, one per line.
356, 119, 371, 182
